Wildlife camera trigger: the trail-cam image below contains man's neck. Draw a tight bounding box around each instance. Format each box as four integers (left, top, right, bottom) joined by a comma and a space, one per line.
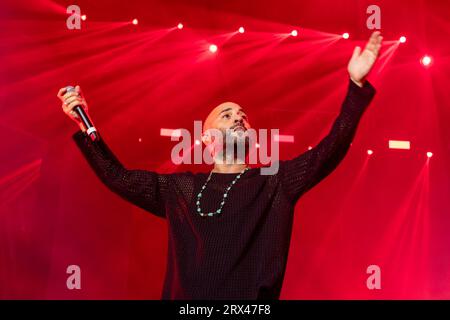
211, 148, 248, 173
212, 163, 248, 174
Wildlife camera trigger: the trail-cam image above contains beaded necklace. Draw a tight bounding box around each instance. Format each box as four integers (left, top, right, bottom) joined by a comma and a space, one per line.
196, 167, 250, 217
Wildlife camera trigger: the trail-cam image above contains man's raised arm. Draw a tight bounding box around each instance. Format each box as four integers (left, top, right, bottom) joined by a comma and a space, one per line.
57, 86, 168, 218
280, 31, 382, 204
280, 79, 375, 203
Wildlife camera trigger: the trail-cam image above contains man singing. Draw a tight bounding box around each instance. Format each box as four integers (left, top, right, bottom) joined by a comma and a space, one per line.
57, 31, 383, 300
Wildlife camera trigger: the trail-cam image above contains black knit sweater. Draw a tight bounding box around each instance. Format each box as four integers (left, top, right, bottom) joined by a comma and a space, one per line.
73, 79, 375, 300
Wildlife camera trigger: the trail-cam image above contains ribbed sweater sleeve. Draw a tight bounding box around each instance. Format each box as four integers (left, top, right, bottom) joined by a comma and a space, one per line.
280, 79, 376, 204
72, 131, 168, 218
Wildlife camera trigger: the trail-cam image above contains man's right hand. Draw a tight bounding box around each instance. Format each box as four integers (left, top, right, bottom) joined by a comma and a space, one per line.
57, 85, 89, 132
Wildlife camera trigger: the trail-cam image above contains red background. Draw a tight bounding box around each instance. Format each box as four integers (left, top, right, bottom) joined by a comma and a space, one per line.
1, 0, 450, 299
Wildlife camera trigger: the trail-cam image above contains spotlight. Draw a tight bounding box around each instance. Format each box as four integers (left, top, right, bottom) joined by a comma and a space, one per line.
421, 55, 432, 67
177, 23, 183, 30
291, 30, 298, 37
138, 138, 142, 143
81, 14, 87, 21
209, 44, 218, 53
308, 146, 312, 150
195, 139, 201, 145
342, 32, 349, 39
426, 152, 433, 158
132, 18, 138, 25
367, 149, 373, 155
238, 27, 245, 34
399, 36, 406, 43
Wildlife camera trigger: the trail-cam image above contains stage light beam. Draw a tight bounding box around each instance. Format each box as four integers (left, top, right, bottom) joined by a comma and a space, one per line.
132, 19, 138, 25
291, 30, 298, 37
177, 23, 183, 30
342, 33, 350, 39
367, 149, 373, 155
238, 27, 245, 34
426, 152, 433, 158
399, 36, 406, 43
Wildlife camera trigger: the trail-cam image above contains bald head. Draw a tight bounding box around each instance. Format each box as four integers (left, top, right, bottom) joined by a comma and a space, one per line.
203, 102, 250, 133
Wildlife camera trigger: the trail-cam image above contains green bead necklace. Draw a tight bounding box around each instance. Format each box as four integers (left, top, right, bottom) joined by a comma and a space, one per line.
196, 167, 250, 217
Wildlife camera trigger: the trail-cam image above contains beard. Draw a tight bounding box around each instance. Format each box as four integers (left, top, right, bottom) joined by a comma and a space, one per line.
219, 128, 250, 162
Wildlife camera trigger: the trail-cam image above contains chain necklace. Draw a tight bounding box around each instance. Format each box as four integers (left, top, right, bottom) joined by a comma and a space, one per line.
196, 166, 250, 217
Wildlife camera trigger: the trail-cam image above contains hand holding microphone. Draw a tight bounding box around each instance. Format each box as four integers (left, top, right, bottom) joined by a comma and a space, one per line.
57, 85, 98, 141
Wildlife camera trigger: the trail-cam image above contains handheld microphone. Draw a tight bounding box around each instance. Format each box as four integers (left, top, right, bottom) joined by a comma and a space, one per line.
65, 86, 98, 141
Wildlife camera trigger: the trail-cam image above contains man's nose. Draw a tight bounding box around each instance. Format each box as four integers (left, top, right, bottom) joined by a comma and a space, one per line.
234, 116, 244, 124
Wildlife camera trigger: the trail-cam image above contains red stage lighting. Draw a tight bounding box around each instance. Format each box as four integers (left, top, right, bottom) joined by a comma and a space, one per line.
426, 152, 433, 158
421, 55, 432, 67
342, 33, 349, 39
367, 149, 373, 155
209, 44, 218, 53
291, 30, 298, 37
81, 14, 87, 21
177, 23, 183, 30
399, 36, 406, 43
238, 27, 245, 34
132, 19, 138, 25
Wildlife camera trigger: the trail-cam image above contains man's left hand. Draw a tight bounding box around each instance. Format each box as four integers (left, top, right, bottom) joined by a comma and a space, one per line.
348, 31, 383, 87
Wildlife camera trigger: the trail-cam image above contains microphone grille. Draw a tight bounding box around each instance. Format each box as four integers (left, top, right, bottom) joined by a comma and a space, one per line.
65, 85, 76, 93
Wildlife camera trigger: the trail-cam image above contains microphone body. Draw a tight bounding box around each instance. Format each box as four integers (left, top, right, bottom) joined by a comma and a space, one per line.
66, 86, 98, 141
